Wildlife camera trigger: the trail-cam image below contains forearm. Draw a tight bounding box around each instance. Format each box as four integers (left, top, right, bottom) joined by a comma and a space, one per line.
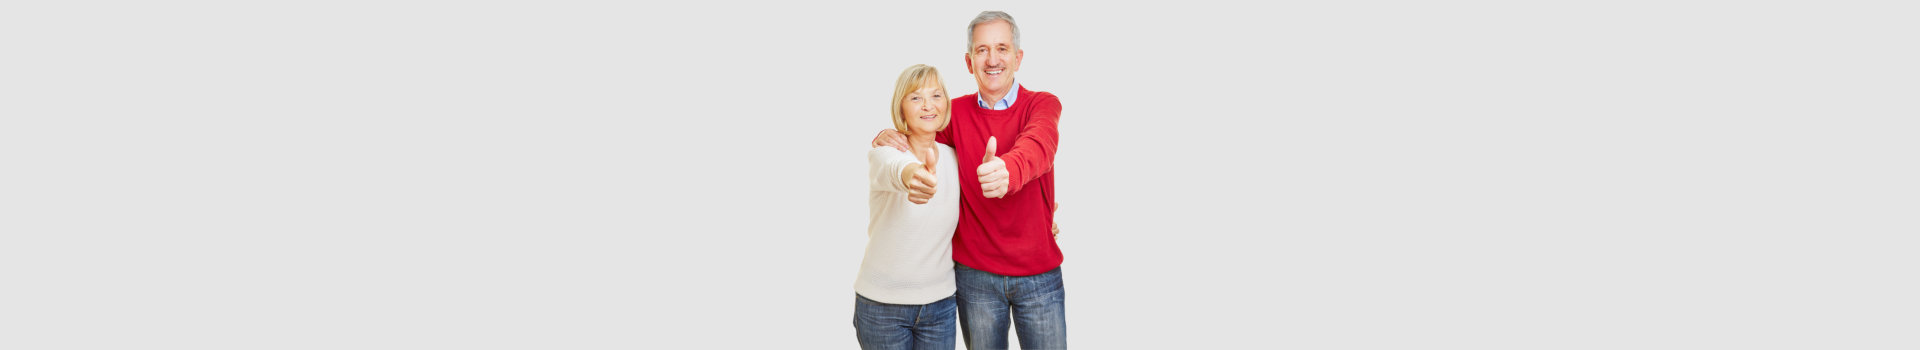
1001, 99, 1061, 195
868, 147, 920, 192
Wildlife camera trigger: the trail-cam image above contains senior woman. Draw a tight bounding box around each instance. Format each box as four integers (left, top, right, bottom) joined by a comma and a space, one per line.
855, 64, 960, 350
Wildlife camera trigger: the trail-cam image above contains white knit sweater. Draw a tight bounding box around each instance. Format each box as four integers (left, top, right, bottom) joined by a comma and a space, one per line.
856, 145, 959, 304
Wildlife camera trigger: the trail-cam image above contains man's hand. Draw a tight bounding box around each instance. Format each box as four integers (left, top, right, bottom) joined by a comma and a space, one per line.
978, 136, 1009, 198
872, 129, 909, 153
903, 147, 938, 204
1051, 202, 1060, 237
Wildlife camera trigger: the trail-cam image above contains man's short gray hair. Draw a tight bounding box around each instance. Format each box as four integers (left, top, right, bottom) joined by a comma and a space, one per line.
966, 11, 1020, 52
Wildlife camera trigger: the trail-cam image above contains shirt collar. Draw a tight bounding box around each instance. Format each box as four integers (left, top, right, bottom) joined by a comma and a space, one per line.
976, 80, 1019, 110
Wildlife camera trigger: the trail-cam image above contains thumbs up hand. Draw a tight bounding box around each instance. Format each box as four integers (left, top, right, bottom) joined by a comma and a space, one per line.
978, 136, 1010, 198
922, 146, 939, 175
905, 147, 939, 204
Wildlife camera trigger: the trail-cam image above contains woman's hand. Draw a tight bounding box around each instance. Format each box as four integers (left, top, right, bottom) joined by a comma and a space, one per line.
902, 147, 938, 204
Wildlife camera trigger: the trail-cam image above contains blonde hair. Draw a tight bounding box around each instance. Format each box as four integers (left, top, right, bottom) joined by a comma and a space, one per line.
889, 64, 950, 133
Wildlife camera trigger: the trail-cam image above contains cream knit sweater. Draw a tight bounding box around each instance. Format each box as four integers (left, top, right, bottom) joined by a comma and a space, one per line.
856, 145, 959, 304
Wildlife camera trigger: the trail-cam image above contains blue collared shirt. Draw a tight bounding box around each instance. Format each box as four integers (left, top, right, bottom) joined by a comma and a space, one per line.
977, 80, 1020, 110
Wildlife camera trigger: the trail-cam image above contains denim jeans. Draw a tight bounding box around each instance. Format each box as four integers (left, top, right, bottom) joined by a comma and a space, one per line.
854, 293, 957, 350
955, 264, 1066, 350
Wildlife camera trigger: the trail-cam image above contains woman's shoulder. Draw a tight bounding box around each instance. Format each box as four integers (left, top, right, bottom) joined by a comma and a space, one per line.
869, 145, 911, 157
868, 146, 914, 166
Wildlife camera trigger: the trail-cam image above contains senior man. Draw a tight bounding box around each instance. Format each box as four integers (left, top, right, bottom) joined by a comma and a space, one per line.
874, 10, 1065, 350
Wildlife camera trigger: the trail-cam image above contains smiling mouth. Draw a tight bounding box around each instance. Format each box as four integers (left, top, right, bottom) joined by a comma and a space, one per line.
985, 68, 1004, 76
919, 114, 938, 120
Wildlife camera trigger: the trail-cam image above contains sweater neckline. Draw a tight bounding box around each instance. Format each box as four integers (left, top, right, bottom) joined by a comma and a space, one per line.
968, 86, 1028, 113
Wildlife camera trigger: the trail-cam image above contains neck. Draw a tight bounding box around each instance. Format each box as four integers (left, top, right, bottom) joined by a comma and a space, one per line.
907, 132, 937, 152
979, 88, 1012, 106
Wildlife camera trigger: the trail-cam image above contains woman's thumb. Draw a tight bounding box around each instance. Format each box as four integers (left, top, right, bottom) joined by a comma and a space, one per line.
923, 147, 939, 173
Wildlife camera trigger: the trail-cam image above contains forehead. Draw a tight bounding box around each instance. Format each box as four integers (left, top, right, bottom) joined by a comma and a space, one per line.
970, 20, 1014, 46
906, 77, 945, 93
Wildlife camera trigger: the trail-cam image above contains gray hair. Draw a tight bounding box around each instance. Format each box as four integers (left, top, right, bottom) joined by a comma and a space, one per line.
966, 11, 1021, 52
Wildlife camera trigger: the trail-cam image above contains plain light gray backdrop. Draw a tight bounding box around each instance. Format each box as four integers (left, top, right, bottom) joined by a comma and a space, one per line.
3, 1, 1916, 349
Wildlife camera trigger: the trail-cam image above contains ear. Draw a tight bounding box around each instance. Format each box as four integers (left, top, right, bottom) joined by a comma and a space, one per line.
1014, 49, 1024, 65
963, 53, 974, 75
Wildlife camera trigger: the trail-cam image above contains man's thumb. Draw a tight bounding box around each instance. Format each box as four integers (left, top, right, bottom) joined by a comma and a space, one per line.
983, 136, 998, 162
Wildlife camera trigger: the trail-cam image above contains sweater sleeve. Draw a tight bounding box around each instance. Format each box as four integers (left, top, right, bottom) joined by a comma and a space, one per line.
869, 146, 921, 193
1000, 93, 1061, 195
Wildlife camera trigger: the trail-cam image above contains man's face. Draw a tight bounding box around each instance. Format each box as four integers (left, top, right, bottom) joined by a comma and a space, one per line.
966, 20, 1022, 97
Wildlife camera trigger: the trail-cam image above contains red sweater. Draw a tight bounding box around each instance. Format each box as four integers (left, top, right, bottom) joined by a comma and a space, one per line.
936, 86, 1063, 276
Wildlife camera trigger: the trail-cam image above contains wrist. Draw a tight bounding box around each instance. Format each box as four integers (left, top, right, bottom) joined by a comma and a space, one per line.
900, 163, 920, 188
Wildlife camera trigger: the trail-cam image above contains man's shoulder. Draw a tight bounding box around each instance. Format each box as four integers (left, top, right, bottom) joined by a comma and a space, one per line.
952, 92, 983, 103
1019, 87, 1060, 105
949, 94, 979, 117
1017, 88, 1061, 113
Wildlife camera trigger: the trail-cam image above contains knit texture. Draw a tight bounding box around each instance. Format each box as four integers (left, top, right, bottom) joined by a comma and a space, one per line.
936, 86, 1063, 276
856, 145, 960, 304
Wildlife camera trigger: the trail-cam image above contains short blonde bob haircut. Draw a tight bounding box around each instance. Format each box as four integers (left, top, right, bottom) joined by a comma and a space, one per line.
890, 64, 950, 134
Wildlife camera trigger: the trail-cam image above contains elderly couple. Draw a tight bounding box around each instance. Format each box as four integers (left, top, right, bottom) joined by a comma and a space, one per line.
856, 11, 1066, 350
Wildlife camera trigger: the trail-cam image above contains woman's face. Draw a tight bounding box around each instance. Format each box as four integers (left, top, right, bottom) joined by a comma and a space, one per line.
900, 82, 946, 135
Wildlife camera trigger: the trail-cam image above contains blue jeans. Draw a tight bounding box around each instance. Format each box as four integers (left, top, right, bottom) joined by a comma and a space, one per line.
955, 264, 1066, 350
854, 293, 957, 350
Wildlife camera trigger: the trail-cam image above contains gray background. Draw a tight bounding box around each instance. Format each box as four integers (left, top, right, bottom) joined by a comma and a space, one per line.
3, 1, 1915, 349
